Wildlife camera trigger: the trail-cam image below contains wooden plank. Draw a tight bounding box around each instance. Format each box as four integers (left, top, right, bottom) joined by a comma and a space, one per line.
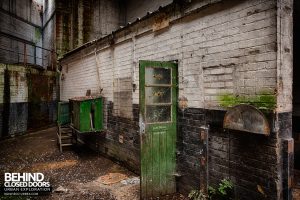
160, 125, 167, 195
147, 129, 153, 197
152, 128, 160, 196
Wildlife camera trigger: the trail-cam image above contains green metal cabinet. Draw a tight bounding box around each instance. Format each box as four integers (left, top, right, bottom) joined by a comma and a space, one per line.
70, 97, 103, 132
57, 102, 70, 125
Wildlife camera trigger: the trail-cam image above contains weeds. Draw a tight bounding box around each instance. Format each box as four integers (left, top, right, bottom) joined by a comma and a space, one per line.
189, 178, 234, 200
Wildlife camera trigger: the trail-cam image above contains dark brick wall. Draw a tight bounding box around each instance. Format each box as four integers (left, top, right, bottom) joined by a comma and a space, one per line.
0, 67, 58, 139
79, 101, 140, 173
8, 103, 28, 135
209, 128, 279, 199
281, 138, 293, 200
206, 110, 280, 200
176, 108, 206, 193
176, 108, 288, 200
0, 101, 58, 137
278, 112, 292, 139
27, 101, 57, 131
278, 112, 293, 200
106, 102, 140, 151
78, 104, 292, 199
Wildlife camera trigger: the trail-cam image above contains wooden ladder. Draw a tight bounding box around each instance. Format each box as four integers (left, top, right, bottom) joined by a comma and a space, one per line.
57, 125, 75, 152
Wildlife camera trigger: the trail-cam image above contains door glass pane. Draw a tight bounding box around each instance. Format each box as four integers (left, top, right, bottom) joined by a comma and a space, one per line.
146, 105, 171, 123
145, 67, 171, 85
146, 87, 171, 104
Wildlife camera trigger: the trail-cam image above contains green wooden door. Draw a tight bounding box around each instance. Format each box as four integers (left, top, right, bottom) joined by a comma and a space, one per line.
140, 60, 177, 199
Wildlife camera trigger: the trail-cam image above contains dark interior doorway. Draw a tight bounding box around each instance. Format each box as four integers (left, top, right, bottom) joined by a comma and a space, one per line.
293, 0, 300, 188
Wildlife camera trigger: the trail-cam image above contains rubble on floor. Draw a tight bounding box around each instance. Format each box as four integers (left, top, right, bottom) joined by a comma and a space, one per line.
0, 127, 139, 200
0, 127, 187, 200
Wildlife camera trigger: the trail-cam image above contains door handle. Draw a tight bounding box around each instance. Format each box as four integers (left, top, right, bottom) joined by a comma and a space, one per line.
139, 115, 145, 134
140, 122, 145, 134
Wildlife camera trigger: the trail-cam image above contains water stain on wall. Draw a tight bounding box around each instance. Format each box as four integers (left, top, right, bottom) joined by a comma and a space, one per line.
0, 65, 57, 138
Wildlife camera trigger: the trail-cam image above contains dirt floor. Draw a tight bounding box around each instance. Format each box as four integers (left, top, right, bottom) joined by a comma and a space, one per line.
0, 127, 186, 200
2, 127, 300, 199
0, 127, 140, 200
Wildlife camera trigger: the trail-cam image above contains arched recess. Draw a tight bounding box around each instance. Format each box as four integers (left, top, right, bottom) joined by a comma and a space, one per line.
223, 105, 270, 136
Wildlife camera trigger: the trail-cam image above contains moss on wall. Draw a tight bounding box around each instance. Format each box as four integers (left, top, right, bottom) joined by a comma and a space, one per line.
34, 27, 42, 44
218, 92, 276, 111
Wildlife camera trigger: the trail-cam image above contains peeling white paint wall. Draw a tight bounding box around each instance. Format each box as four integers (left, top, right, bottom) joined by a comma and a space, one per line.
7, 65, 28, 103
61, 0, 279, 115
276, 0, 293, 113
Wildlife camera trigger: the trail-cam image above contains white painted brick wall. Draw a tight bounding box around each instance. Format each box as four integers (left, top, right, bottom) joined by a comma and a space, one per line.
98, 49, 114, 101
60, 42, 134, 118
61, 0, 278, 111
60, 54, 100, 100
113, 42, 133, 118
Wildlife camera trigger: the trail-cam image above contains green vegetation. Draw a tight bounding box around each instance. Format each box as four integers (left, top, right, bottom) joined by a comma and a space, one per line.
208, 179, 234, 200
218, 92, 276, 111
189, 178, 234, 200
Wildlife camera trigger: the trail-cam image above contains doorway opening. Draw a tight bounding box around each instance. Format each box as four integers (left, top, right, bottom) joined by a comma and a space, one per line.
139, 60, 178, 199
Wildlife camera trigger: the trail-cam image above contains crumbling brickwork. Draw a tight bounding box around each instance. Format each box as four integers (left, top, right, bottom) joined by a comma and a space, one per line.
177, 108, 206, 193
60, 0, 293, 198
78, 102, 140, 172
207, 110, 279, 199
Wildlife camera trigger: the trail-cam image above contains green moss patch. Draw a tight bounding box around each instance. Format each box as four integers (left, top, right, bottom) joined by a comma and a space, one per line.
218, 92, 276, 111
34, 27, 42, 44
